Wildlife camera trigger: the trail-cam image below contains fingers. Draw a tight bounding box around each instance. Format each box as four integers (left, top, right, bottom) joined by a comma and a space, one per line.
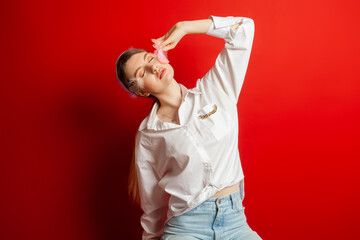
151, 37, 171, 51
151, 37, 164, 44
160, 35, 174, 50
151, 33, 178, 51
160, 40, 169, 49
152, 22, 183, 51
162, 44, 172, 51
162, 43, 174, 51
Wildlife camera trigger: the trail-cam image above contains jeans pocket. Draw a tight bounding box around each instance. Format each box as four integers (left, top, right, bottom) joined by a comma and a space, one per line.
234, 199, 245, 212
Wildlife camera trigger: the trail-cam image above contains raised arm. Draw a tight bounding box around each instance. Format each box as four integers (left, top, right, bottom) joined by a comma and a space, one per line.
153, 18, 241, 51
180, 19, 213, 35
201, 15, 255, 103
182, 18, 242, 34
152, 15, 255, 103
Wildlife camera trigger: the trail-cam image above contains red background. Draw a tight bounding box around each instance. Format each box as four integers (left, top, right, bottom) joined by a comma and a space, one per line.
1, 0, 360, 239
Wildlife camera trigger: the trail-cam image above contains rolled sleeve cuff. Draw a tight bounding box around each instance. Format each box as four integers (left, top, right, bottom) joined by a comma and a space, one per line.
206, 15, 254, 50
206, 15, 243, 39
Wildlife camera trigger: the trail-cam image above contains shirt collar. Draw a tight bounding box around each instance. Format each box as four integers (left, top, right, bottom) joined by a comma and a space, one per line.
139, 83, 201, 131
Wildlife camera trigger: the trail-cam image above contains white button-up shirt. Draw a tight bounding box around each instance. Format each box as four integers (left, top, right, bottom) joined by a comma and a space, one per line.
135, 15, 255, 239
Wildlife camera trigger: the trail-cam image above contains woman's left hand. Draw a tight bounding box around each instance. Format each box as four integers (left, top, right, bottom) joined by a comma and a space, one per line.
151, 22, 187, 51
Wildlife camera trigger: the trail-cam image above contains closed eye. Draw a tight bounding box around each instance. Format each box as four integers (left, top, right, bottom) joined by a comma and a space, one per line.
142, 57, 155, 77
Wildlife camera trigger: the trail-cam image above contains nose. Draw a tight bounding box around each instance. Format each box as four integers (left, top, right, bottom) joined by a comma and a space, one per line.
149, 63, 160, 74
144, 59, 161, 76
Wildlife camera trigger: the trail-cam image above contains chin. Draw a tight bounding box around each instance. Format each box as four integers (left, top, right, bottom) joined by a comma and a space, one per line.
168, 72, 174, 79
167, 70, 174, 79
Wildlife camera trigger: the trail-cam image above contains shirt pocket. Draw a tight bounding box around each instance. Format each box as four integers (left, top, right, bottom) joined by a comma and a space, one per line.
197, 103, 232, 141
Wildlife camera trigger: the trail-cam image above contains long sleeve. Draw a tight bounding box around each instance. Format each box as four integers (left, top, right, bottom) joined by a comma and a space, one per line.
202, 15, 255, 103
135, 134, 168, 240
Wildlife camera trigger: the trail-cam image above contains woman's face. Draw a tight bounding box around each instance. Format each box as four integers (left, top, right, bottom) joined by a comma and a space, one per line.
124, 51, 174, 97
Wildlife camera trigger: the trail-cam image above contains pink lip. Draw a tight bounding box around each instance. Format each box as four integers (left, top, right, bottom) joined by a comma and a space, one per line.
160, 69, 166, 79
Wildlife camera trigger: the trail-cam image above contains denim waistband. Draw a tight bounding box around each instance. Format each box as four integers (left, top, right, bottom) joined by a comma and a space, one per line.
199, 190, 241, 208
207, 189, 241, 201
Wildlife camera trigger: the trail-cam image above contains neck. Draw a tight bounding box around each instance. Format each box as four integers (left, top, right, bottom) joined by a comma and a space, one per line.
155, 80, 182, 110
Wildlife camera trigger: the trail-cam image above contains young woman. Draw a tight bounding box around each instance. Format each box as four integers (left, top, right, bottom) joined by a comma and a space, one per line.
116, 15, 261, 240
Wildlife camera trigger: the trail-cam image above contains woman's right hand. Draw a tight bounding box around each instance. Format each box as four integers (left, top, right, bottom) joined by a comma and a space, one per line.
151, 22, 187, 52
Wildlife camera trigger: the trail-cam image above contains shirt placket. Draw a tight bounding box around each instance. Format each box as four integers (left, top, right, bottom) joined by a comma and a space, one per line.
182, 124, 217, 187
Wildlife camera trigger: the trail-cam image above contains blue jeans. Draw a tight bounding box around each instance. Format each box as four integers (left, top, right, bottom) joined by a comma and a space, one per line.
162, 191, 262, 240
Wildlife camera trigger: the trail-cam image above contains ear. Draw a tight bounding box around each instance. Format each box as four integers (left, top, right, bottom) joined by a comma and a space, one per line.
134, 90, 150, 97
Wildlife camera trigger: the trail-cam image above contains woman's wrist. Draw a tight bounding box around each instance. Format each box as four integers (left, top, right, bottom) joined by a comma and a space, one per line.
180, 19, 213, 35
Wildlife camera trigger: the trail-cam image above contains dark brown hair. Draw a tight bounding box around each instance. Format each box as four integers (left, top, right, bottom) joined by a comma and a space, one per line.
115, 48, 147, 94
115, 48, 159, 103
115, 48, 158, 205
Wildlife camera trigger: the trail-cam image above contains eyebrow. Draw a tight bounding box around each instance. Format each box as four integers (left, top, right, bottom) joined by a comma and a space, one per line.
134, 52, 149, 78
